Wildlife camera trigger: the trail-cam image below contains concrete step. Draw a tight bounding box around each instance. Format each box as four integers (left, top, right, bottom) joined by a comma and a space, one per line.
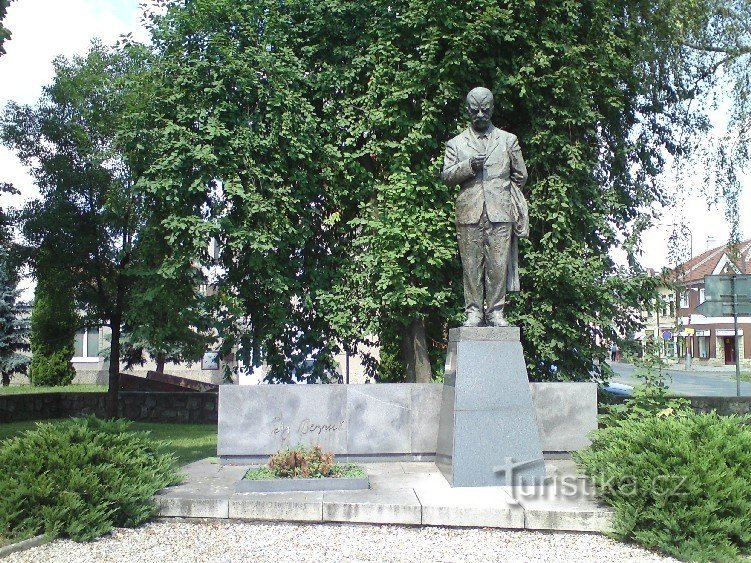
155, 460, 613, 532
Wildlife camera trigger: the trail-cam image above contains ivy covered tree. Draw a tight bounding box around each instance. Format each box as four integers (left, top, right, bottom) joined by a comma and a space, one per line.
136, 0, 643, 382
130, 0, 746, 383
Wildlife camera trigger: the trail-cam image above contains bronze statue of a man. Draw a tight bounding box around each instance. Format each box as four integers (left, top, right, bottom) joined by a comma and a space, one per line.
441, 87, 529, 327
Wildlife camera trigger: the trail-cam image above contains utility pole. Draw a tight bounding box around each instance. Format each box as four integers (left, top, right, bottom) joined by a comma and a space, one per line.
656, 295, 662, 379
733, 275, 741, 397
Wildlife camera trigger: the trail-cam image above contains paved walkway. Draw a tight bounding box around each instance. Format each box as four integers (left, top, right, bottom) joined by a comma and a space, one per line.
155, 458, 611, 532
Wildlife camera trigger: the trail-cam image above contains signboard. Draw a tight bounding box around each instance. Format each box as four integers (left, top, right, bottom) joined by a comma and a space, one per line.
717, 329, 744, 337
695, 275, 751, 317
201, 351, 220, 370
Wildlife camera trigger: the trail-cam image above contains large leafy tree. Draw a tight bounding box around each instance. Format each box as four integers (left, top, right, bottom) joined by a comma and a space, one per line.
139, 0, 742, 383
2, 42, 209, 414
2, 44, 146, 412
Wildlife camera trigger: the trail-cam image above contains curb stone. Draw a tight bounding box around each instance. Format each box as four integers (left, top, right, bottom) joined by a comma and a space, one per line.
0, 535, 49, 558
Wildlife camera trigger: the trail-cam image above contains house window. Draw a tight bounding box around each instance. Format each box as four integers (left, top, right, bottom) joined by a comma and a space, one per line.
661, 295, 672, 317
73, 328, 100, 362
698, 336, 710, 359
699, 288, 705, 304
680, 291, 689, 309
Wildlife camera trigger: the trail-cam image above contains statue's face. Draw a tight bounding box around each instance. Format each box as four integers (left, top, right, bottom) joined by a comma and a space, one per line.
466, 97, 493, 131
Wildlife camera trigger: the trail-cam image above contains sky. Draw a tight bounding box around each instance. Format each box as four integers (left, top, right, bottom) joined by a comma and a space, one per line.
1, 0, 749, 290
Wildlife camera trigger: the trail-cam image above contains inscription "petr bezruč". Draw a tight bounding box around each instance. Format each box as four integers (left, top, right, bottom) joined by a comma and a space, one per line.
271, 415, 345, 438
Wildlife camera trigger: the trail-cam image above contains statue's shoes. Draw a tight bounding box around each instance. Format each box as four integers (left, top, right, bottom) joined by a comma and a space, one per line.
462, 315, 484, 327
488, 315, 509, 327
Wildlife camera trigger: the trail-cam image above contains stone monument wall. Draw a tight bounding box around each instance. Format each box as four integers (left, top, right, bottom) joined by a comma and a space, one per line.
218, 382, 597, 462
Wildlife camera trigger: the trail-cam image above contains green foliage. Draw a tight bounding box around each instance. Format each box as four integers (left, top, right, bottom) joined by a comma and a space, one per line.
267, 445, 336, 478
7, 0, 742, 386
575, 411, 751, 562
0, 416, 181, 542
663, 0, 751, 249
137, 0, 351, 383
1, 43, 147, 402
29, 285, 76, 358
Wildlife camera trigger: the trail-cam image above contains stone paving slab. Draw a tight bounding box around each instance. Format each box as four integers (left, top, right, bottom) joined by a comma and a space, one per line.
156, 459, 613, 532
367, 471, 450, 490
415, 486, 524, 528
230, 491, 324, 522
513, 493, 613, 532
156, 494, 229, 519
323, 489, 423, 525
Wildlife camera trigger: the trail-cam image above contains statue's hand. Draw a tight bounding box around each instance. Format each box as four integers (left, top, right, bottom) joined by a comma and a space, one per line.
470, 154, 486, 173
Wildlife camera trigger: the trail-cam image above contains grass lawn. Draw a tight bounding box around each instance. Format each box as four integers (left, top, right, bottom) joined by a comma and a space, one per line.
0, 420, 217, 465
0, 385, 107, 394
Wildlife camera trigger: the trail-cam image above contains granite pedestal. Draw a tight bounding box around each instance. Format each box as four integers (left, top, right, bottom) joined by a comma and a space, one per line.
436, 326, 545, 487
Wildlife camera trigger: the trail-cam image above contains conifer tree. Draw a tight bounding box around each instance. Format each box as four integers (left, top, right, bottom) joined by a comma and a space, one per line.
0, 264, 29, 386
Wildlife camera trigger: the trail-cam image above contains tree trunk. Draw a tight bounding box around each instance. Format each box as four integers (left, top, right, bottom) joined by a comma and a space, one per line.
106, 320, 121, 419
1, 373, 9, 387
155, 351, 166, 374
401, 317, 432, 383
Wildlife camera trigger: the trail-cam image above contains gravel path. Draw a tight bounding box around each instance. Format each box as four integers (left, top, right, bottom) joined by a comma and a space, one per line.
6, 521, 676, 562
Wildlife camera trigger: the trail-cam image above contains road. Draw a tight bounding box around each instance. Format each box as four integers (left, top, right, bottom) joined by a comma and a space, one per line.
608, 362, 751, 397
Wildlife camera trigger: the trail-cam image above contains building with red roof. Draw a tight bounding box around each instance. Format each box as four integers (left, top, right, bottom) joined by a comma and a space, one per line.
670, 238, 751, 366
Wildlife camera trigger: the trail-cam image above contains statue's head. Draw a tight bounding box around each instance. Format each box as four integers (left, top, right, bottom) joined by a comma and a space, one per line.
465, 87, 494, 132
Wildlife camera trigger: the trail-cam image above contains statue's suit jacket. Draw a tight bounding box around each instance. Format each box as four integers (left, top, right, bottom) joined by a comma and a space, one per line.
441, 124, 529, 291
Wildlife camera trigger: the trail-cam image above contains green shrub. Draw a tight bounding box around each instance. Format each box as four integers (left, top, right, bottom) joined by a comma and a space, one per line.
267, 444, 335, 478
0, 416, 181, 542
28, 275, 78, 387
29, 347, 76, 386
575, 410, 751, 562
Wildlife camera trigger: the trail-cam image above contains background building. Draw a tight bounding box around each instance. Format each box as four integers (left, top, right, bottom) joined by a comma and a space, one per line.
672, 239, 751, 367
